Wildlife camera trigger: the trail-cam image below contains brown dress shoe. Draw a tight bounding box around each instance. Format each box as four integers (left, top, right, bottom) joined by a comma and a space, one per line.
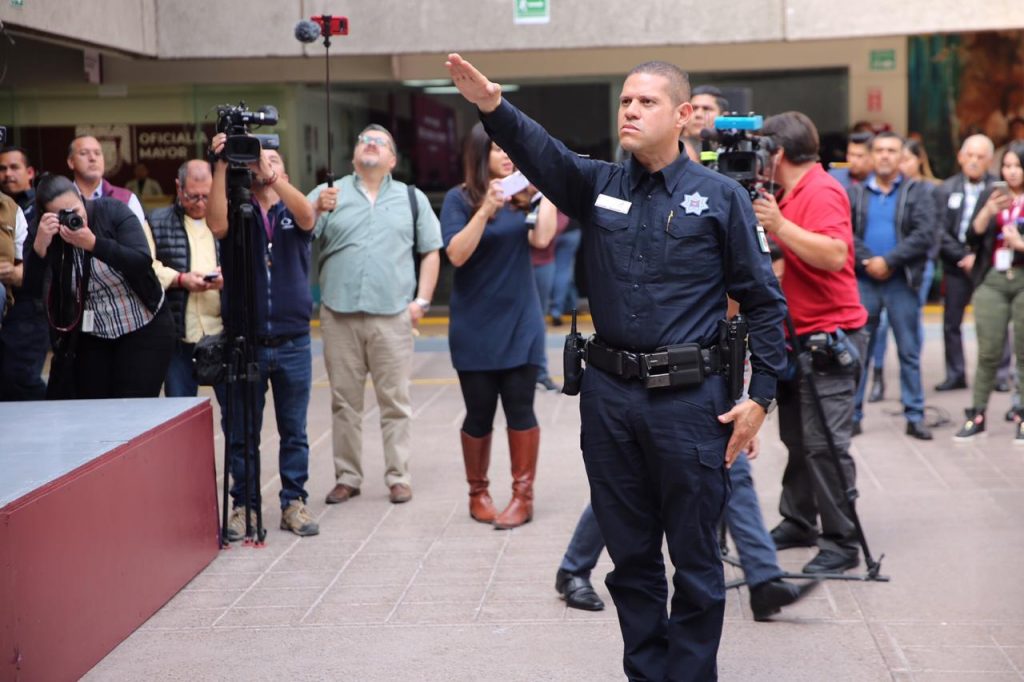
389, 483, 413, 504
325, 484, 360, 504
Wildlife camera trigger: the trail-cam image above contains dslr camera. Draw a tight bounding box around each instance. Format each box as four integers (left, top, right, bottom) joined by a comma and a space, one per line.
215, 102, 281, 164
58, 208, 84, 231
701, 114, 777, 200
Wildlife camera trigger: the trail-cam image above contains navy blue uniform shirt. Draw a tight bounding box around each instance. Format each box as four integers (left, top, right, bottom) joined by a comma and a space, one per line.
482, 100, 787, 401
220, 199, 313, 339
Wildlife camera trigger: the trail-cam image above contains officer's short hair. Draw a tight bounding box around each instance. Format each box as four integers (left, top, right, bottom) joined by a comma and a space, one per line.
626, 61, 691, 105
762, 111, 820, 164
691, 85, 729, 115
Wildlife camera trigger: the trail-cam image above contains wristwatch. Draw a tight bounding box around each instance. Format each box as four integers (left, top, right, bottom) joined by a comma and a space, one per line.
414, 297, 431, 313
750, 396, 777, 414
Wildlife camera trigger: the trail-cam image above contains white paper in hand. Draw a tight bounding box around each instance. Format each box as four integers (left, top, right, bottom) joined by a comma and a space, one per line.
499, 171, 529, 197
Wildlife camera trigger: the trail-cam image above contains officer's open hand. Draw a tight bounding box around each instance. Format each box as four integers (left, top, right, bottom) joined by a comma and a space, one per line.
445, 54, 502, 114
718, 400, 767, 468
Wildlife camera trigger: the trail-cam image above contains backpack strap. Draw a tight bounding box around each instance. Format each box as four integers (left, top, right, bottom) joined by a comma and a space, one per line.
407, 184, 419, 255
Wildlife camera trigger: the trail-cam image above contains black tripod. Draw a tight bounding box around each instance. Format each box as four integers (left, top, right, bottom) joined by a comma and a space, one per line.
219, 164, 266, 548
720, 315, 889, 587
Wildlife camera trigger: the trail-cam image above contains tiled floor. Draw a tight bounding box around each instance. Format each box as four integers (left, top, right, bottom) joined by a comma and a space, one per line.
84, 316, 1024, 681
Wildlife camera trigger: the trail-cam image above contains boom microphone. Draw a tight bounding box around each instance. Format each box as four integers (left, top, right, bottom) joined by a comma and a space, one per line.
294, 20, 321, 43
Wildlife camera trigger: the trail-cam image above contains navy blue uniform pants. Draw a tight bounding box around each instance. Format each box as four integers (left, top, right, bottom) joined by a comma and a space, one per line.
580, 366, 730, 682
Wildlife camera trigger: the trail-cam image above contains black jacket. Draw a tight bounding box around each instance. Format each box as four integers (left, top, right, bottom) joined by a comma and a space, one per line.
25, 197, 163, 315
964, 186, 1012, 289
935, 173, 997, 271
849, 177, 937, 290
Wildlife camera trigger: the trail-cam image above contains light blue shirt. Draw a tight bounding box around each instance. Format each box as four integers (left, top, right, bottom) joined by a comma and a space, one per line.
309, 174, 442, 315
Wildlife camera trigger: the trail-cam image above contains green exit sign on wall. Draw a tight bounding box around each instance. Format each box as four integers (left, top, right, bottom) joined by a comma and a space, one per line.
870, 49, 896, 71
514, 0, 549, 24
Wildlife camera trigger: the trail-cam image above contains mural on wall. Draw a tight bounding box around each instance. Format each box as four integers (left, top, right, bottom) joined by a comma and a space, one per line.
909, 30, 1024, 178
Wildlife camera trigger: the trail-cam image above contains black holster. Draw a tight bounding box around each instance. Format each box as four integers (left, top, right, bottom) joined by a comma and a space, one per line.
719, 315, 748, 401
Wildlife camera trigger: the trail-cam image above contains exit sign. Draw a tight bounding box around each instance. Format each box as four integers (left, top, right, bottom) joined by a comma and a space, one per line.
870, 49, 896, 71
514, 0, 549, 24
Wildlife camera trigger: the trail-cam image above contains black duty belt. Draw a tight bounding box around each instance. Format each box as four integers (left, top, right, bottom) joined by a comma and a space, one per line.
584, 336, 721, 389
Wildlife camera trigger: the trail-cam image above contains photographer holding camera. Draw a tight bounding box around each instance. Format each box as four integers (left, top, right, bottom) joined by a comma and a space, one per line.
24, 174, 173, 399
753, 111, 869, 574
207, 130, 320, 540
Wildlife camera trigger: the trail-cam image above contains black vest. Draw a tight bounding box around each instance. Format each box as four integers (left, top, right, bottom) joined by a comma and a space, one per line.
148, 203, 193, 339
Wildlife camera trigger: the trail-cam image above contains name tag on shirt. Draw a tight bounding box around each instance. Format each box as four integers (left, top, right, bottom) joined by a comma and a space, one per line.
595, 194, 631, 215
948, 193, 963, 210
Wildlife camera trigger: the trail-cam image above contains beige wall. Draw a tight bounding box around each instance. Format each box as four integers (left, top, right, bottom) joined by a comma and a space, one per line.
3, 1, 1023, 59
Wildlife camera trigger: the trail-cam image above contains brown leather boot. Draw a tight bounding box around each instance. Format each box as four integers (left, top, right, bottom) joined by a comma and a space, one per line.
493, 426, 540, 530
461, 431, 496, 523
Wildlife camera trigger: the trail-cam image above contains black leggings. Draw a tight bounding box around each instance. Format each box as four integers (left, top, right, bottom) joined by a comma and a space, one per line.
457, 365, 539, 437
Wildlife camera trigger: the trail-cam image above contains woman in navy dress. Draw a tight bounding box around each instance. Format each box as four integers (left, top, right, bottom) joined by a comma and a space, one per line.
441, 123, 556, 529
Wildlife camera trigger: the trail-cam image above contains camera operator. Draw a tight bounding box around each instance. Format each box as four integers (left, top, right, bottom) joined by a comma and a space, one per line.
447, 54, 787, 681
24, 174, 173, 399
753, 111, 869, 574
207, 132, 320, 540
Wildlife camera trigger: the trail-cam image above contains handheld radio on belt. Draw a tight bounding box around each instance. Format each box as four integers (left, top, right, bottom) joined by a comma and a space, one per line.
562, 309, 585, 396
720, 314, 748, 401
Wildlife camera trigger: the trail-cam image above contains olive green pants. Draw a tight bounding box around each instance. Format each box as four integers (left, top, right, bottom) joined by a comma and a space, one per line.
971, 267, 1024, 410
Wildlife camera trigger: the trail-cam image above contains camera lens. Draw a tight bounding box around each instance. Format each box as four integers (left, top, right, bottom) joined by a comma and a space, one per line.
58, 209, 83, 231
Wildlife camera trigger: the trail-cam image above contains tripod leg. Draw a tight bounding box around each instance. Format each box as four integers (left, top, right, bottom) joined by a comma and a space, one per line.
785, 315, 882, 576
220, 379, 233, 548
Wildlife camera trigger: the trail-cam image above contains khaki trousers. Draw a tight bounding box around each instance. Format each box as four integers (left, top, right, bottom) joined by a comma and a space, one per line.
321, 307, 413, 488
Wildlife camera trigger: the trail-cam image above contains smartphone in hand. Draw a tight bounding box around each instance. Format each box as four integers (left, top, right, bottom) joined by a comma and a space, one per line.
203, 272, 221, 282
498, 171, 529, 197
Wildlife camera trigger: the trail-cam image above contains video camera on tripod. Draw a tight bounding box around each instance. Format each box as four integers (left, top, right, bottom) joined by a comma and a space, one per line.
215, 102, 280, 165
700, 114, 777, 201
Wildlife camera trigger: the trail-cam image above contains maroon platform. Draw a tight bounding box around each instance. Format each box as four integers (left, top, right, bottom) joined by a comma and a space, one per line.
0, 398, 219, 682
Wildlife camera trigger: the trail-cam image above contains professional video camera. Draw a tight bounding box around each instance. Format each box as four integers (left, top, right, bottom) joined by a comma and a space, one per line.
700, 114, 777, 201
215, 102, 280, 164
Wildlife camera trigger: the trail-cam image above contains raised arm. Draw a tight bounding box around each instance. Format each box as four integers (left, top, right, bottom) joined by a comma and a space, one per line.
445, 53, 600, 220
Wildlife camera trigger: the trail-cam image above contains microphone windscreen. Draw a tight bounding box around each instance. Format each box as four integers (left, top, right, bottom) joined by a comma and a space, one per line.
294, 20, 321, 43
699, 128, 718, 143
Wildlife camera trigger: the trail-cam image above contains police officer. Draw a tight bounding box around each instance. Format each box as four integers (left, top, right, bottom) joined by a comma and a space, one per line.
446, 55, 788, 682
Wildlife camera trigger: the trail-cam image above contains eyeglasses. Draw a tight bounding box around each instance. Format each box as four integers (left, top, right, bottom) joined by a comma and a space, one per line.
182, 192, 209, 203
357, 134, 392, 150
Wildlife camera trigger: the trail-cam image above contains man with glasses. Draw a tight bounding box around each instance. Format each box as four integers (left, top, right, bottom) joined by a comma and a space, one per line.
147, 159, 222, 397
308, 124, 442, 506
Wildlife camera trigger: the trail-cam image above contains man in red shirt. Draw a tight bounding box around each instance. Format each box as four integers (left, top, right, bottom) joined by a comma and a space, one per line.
753, 111, 869, 575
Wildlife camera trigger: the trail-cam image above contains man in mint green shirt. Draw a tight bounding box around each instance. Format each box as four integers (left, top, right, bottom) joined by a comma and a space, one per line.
308, 124, 442, 505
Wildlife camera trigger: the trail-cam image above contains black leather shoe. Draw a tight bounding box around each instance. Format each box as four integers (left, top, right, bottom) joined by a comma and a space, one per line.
935, 377, 967, 391
851, 420, 862, 437
802, 549, 859, 574
770, 523, 818, 550
555, 569, 605, 611
749, 578, 820, 622
906, 421, 933, 440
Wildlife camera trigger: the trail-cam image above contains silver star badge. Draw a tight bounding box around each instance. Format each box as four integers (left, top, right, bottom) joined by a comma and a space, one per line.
681, 192, 709, 216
